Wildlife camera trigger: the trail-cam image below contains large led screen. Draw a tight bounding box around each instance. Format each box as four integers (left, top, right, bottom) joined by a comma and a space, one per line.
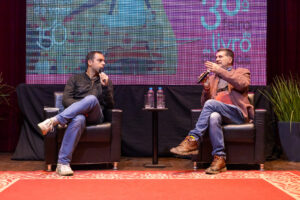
26, 0, 266, 85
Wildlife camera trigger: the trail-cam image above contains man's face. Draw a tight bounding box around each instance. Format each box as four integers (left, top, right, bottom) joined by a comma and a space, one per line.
215, 51, 232, 68
88, 53, 105, 72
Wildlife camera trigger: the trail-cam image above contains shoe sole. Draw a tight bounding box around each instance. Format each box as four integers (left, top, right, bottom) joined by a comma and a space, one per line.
170, 148, 199, 156
205, 167, 227, 174
57, 172, 73, 176
56, 169, 73, 176
37, 123, 48, 136
56, 165, 74, 176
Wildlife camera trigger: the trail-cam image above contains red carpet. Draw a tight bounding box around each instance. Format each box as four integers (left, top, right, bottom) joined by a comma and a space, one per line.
0, 171, 299, 200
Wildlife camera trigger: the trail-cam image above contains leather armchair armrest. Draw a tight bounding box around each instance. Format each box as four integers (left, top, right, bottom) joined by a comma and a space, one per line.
103, 109, 112, 122
191, 109, 202, 129
104, 109, 122, 123
43, 107, 59, 165
43, 107, 59, 118
110, 109, 123, 161
44, 129, 58, 164
254, 109, 267, 163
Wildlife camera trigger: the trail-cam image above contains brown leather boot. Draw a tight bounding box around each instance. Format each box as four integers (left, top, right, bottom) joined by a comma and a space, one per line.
205, 155, 227, 174
170, 136, 198, 155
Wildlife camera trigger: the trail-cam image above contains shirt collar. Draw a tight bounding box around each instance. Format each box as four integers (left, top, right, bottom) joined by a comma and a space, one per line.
226, 66, 232, 71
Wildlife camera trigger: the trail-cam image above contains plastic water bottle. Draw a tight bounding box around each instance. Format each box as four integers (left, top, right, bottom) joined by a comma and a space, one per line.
156, 87, 165, 108
145, 87, 155, 108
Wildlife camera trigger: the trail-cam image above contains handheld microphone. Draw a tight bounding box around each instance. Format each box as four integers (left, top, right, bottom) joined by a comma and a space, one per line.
98, 68, 103, 74
98, 68, 108, 85
197, 70, 210, 84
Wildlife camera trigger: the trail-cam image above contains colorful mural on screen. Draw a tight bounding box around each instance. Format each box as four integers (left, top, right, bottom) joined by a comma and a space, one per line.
26, 0, 266, 85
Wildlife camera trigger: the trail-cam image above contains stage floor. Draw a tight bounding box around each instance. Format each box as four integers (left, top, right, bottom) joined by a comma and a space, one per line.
0, 153, 299, 171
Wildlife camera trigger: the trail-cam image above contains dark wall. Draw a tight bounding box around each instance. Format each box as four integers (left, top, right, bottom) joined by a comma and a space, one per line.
267, 0, 300, 83
0, 1, 26, 151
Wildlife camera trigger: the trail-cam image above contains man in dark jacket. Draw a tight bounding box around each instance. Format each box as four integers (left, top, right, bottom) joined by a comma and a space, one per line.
170, 48, 254, 174
38, 51, 114, 176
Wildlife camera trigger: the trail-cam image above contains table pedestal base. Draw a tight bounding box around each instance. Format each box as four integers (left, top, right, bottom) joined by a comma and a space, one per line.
144, 163, 166, 168
142, 108, 168, 168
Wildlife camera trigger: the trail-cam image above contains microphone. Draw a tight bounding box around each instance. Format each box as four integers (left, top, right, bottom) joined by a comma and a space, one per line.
98, 68, 103, 74
197, 70, 210, 84
98, 68, 108, 85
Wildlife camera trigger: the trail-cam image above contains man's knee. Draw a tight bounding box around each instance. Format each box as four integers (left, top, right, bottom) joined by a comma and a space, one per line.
204, 99, 219, 109
72, 115, 86, 128
83, 95, 98, 105
209, 112, 222, 126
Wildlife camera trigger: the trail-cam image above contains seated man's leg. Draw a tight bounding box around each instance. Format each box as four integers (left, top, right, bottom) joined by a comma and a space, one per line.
170, 99, 244, 157
56, 114, 86, 176
170, 99, 223, 155
209, 112, 225, 157
189, 99, 245, 139
208, 105, 244, 159
38, 95, 103, 135
203, 101, 244, 174
56, 95, 103, 126
205, 112, 227, 174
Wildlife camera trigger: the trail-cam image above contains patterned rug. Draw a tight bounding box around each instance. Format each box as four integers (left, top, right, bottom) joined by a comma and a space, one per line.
0, 170, 299, 199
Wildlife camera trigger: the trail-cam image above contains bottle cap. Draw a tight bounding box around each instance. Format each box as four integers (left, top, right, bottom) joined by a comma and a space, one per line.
158, 87, 162, 90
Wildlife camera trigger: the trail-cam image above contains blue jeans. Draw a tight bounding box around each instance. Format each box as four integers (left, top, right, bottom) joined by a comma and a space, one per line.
55, 95, 104, 164
189, 99, 245, 158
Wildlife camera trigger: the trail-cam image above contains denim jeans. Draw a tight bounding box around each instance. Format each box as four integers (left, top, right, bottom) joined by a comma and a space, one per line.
55, 95, 104, 164
188, 99, 245, 158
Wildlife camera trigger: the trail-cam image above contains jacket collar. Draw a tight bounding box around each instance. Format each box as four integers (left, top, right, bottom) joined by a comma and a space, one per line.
84, 72, 100, 81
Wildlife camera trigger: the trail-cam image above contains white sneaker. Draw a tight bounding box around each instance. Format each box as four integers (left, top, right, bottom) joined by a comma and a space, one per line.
38, 117, 57, 135
56, 163, 74, 176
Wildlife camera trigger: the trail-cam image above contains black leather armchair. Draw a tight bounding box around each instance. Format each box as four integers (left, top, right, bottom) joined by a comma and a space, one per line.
44, 92, 122, 171
190, 93, 266, 170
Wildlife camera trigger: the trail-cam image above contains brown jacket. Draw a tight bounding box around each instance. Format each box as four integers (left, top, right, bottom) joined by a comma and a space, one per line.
201, 67, 254, 122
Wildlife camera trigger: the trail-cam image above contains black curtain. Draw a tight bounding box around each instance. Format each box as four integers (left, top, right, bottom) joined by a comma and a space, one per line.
13, 84, 275, 160
267, 0, 300, 83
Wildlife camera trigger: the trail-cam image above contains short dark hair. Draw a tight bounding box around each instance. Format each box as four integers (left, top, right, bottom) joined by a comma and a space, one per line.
217, 48, 234, 65
85, 51, 103, 68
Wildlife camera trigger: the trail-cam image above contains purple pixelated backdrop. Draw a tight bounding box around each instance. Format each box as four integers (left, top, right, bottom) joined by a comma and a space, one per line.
26, 0, 266, 85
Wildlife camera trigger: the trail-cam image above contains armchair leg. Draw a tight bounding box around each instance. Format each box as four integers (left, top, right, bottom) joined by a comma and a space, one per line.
260, 164, 264, 171
193, 162, 198, 170
113, 162, 118, 170
46, 164, 52, 172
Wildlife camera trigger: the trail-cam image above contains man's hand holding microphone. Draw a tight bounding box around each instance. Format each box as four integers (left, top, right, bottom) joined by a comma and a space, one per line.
197, 61, 221, 91
98, 69, 109, 86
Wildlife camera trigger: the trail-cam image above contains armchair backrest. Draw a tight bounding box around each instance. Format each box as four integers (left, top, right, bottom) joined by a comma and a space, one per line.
248, 93, 254, 106
54, 92, 64, 113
